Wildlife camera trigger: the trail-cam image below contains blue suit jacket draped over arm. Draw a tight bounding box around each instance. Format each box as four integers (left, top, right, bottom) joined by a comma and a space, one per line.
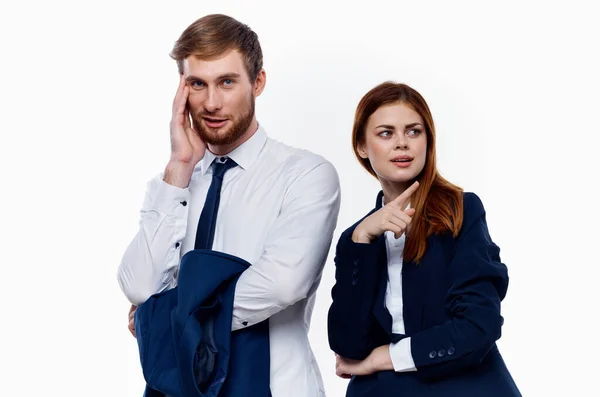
135, 249, 271, 397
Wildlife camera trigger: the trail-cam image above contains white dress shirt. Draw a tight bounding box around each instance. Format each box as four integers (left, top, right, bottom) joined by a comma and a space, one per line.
117, 125, 341, 397
384, 228, 417, 372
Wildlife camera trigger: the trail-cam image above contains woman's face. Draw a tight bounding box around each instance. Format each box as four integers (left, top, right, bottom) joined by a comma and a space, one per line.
358, 102, 428, 187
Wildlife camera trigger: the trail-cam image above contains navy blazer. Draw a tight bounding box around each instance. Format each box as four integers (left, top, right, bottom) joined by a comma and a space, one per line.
135, 249, 271, 397
328, 192, 521, 396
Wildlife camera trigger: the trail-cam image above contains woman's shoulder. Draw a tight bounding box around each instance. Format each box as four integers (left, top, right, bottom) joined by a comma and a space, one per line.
462, 191, 485, 215
459, 191, 489, 232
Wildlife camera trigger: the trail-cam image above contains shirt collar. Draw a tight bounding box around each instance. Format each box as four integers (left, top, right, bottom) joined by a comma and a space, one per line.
198, 124, 267, 175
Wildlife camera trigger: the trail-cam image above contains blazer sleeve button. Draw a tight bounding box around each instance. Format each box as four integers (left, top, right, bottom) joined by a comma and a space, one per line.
428, 351, 437, 359
437, 349, 446, 358
447, 346, 455, 356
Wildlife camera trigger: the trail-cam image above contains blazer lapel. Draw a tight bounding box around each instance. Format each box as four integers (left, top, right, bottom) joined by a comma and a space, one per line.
372, 234, 393, 338
369, 190, 424, 340
369, 191, 396, 340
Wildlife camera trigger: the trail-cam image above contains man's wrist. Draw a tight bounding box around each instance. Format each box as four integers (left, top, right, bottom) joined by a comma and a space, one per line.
163, 160, 195, 188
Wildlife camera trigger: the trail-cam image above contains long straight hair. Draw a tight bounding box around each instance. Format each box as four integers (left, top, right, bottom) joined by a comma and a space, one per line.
352, 82, 464, 263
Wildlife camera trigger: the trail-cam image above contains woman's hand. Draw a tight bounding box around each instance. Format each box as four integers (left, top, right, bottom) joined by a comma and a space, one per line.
335, 345, 394, 378
352, 181, 419, 243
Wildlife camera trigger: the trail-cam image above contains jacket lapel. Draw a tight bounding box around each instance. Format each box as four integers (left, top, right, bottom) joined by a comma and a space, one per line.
369, 191, 395, 339
369, 190, 424, 340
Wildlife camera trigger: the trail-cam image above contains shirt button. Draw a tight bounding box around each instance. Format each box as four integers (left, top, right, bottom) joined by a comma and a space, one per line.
175, 242, 180, 248
352, 268, 359, 275
242, 321, 248, 326
447, 346, 455, 356
428, 351, 437, 359
353, 259, 359, 266
437, 349, 446, 358
352, 279, 358, 286
180, 201, 187, 206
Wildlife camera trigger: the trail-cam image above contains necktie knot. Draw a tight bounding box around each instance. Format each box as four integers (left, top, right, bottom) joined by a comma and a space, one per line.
212, 157, 237, 180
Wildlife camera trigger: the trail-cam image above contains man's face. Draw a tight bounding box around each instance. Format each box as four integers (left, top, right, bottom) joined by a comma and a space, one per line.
182, 50, 259, 147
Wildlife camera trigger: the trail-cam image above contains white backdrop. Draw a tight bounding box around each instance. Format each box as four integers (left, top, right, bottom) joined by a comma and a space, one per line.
1, 1, 598, 395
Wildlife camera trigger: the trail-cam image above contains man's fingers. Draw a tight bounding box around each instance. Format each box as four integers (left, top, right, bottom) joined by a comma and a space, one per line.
128, 319, 136, 338
183, 106, 192, 131
172, 76, 188, 115
172, 75, 185, 109
128, 305, 137, 318
176, 86, 190, 117
128, 305, 137, 338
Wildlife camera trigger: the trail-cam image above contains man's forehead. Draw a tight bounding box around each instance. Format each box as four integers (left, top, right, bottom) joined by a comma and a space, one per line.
182, 50, 246, 79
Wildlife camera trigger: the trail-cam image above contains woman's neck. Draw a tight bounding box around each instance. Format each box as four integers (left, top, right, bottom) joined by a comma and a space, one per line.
380, 178, 410, 205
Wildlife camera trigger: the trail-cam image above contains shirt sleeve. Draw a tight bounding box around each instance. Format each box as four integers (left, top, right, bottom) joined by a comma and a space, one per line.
231, 161, 341, 330
389, 337, 417, 372
116, 174, 190, 305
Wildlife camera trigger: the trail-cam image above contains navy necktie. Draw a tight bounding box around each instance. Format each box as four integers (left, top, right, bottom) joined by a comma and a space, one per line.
194, 157, 237, 250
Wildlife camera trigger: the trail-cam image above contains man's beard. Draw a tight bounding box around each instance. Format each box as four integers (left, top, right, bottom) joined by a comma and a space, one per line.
191, 96, 255, 146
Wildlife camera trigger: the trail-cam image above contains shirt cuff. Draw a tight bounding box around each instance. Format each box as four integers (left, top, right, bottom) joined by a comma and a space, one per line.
146, 177, 191, 217
389, 337, 417, 372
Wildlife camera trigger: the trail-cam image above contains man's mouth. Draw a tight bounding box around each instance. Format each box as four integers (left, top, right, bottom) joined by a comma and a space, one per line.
202, 117, 228, 128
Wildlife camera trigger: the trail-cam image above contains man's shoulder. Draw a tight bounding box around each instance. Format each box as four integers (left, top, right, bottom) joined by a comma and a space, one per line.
264, 137, 334, 176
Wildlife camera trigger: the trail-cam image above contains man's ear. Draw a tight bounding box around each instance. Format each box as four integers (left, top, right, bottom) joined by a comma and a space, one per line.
253, 69, 266, 97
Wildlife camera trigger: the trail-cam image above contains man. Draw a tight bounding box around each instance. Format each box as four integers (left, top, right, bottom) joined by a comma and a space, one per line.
117, 14, 340, 397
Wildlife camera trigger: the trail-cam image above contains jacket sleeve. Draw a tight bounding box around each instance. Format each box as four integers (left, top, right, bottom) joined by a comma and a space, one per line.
411, 192, 509, 380
327, 225, 385, 360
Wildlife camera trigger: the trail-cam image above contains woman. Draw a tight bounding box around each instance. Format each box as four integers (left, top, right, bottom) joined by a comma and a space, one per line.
327, 82, 521, 396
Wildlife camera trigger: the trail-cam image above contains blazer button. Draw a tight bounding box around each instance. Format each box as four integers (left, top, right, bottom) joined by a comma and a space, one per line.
428, 351, 436, 359
437, 349, 446, 358
447, 346, 455, 356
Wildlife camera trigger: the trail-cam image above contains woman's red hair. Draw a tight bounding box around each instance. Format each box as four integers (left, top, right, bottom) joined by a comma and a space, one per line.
352, 82, 464, 263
